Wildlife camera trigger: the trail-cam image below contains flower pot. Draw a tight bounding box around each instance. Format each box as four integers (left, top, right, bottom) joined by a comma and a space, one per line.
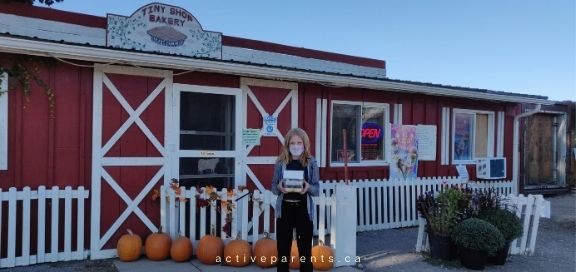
488, 240, 512, 265
459, 247, 488, 270
427, 231, 457, 260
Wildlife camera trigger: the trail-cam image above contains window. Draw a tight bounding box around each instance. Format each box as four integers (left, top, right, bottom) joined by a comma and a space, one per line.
0, 72, 7, 170
452, 109, 495, 164
330, 101, 390, 166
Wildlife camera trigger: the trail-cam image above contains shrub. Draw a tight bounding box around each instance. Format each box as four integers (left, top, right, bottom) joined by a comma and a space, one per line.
416, 187, 472, 236
472, 189, 502, 214
477, 209, 523, 241
451, 218, 505, 255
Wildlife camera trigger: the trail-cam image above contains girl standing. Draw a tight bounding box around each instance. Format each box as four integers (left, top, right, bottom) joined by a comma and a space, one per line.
271, 128, 319, 272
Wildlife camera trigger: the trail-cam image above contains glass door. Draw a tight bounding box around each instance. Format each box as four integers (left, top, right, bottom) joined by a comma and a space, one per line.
173, 84, 242, 190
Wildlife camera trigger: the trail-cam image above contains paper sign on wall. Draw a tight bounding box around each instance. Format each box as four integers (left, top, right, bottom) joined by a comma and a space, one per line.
242, 129, 261, 146
416, 125, 437, 161
262, 115, 278, 136
456, 164, 469, 180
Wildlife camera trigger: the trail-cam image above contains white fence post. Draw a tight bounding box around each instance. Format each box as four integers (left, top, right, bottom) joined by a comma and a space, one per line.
330, 183, 357, 267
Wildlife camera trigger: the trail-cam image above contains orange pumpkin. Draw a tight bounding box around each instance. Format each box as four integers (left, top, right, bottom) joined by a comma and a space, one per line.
224, 233, 252, 267
170, 235, 193, 262
289, 239, 300, 269
253, 232, 277, 268
145, 227, 172, 261
197, 226, 224, 265
117, 229, 142, 261
311, 240, 334, 271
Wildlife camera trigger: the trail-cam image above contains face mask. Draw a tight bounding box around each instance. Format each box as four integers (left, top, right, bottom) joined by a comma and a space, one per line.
289, 145, 304, 156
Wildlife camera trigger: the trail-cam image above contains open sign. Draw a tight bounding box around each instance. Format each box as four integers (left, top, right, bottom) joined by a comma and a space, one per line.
362, 122, 383, 144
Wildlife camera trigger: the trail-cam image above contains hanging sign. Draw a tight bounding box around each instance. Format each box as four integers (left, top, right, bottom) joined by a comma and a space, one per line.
107, 3, 222, 58
262, 115, 278, 136
361, 122, 383, 144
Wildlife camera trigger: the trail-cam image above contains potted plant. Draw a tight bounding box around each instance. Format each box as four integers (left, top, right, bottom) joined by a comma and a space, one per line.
416, 187, 471, 260
477, 208, 523, 265
451, 218, 505, 270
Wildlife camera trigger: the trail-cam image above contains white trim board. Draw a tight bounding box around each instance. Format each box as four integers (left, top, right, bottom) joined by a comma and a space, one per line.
0, 72, 7, 170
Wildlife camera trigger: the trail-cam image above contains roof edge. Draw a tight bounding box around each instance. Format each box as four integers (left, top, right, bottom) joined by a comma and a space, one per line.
0, 36, 553, 105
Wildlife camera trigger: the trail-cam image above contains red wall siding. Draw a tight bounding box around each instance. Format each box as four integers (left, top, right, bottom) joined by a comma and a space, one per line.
296, 82, 519, 183
0, 56, 93, 189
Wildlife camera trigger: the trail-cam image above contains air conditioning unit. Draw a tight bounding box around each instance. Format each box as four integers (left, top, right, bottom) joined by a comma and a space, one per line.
476, 157, 506, 179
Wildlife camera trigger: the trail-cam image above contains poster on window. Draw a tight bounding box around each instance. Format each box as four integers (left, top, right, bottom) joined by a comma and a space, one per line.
390, 124, 418, 180
454, 113, 473, 161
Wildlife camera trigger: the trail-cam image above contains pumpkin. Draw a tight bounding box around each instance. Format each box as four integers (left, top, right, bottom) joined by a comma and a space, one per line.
145, 227, 172, 261
224, 233, 252, 267
311, 240, 334, 271
253, 232, 277, 268
197, 226, 224, 265
289, 239, 300, 269
170, 234, 193, 262
117, 229, 142, 261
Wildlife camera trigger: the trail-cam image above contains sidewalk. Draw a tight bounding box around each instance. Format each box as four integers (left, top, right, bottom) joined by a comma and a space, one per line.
114, 259, 362, 272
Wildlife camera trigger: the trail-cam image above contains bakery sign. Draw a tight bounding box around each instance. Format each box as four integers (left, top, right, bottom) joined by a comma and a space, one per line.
107, 3, 222, 58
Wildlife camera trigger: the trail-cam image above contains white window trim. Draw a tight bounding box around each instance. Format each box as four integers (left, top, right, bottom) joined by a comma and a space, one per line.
452, 108, 495, 165
329, 100, 390, 167
0, 72, 7, 170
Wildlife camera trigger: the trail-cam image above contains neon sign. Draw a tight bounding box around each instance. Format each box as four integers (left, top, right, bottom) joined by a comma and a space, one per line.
361, 122, 383, 144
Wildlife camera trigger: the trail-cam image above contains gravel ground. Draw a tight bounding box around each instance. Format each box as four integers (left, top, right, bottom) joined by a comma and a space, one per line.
356, 193, 576, 271
5, 194, 574, 272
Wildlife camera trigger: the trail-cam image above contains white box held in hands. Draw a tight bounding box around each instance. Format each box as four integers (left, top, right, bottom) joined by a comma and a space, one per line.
282, 170, 304, 193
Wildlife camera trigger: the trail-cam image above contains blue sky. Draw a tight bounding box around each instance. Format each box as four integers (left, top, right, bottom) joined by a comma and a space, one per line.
48, 0, 575, 101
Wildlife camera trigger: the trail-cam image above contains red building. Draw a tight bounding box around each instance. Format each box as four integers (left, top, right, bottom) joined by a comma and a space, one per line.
0, 2, 566, 260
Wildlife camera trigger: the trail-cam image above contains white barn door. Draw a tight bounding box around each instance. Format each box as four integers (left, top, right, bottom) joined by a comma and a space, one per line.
241, 78, 298, 191
90, 65, 173, 259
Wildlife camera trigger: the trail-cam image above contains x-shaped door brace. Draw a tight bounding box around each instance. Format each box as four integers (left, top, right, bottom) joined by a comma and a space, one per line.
244, 88, 294, 153
98, 166, 164, 248
101, 75, 166, 157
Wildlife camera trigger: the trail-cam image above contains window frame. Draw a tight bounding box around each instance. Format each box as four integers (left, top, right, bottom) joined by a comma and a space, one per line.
451, 108, 495, 165
329, 100, 390, 167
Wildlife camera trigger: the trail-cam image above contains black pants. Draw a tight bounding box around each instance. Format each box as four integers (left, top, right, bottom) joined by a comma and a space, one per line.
276, 200, 313, 272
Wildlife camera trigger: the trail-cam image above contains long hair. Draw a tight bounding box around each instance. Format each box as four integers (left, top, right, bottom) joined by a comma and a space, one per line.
277, 128, 312, 166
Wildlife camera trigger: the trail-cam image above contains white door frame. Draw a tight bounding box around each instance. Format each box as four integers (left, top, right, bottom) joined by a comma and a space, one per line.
171, 83, 243, 190
91, 65, 173, 259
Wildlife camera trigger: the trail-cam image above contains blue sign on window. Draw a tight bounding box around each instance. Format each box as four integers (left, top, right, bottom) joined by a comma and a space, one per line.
361, 122, 383, 144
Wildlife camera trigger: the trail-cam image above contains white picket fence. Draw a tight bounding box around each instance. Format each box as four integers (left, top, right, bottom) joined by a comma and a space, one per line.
159, 186, 337, 246
415, 194, 551, 256
319, 177, 516, 231
0, 178, 515, 268
0, 186, 90, 268
160, 177, 516, 245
